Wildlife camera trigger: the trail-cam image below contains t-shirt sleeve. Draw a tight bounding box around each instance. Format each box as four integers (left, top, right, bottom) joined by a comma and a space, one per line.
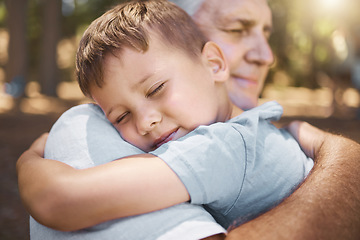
151, 122, 248, 207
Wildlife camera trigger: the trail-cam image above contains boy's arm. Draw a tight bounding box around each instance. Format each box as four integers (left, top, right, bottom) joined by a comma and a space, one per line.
16, 104, 192, 232
226, 121, 360, 239
17, 99, 248, 232
17, 117, 247, 231
17, 121, 246, 231
17, 137, 189, 232
20, 104, 229, 240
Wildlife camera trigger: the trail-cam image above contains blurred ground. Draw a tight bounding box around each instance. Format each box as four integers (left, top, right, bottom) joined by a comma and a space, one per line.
0, 112, 59, 240
0, 85, 359, 240
0, 98, 80, 240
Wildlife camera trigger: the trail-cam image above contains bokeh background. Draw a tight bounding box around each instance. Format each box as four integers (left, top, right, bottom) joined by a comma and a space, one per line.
0, 0, 359, 239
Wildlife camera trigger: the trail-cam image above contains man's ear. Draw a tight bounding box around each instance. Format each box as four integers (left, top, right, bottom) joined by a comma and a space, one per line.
202, 41, 229, 83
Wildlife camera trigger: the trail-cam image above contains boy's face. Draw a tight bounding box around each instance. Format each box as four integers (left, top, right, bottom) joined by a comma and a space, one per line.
91, 37, 229, 152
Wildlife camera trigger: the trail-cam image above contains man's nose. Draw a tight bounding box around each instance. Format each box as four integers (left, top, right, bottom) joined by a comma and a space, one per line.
246, 34, 274, 66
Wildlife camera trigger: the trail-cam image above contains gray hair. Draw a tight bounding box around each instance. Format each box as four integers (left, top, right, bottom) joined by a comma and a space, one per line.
168, 0, 205, 16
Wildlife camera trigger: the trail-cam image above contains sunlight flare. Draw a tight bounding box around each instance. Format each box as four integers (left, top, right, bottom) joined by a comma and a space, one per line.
317, 0, 344, 12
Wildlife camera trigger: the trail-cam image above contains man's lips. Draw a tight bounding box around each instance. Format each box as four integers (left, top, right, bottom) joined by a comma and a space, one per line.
232, 76, 258, 87
153, 128, 179, 149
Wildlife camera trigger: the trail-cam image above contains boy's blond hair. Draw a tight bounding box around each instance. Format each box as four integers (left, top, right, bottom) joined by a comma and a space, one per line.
76, 0, 208, 97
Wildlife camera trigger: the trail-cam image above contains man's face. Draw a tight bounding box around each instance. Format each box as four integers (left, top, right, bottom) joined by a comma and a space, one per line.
91, 38, 227, 152
194, 0, 274, 109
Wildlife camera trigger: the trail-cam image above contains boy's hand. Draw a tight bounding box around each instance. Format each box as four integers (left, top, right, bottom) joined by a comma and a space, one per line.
286, 121, 326, 159
17, 133, 48, 174
28, 133, 49, 157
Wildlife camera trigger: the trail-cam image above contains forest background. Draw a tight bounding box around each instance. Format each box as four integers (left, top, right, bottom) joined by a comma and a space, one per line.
0, 0, 359, 239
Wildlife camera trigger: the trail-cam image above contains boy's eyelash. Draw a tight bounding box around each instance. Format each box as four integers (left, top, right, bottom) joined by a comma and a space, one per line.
115, 112, 129, 124
146, 82, 165, 98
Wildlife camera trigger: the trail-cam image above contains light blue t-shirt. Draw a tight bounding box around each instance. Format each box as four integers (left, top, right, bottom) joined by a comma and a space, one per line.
152, 101, 314, 228
30, 103, 226, 240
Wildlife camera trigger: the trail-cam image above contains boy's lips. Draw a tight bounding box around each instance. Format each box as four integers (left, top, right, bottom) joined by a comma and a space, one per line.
153, 128, 179, 149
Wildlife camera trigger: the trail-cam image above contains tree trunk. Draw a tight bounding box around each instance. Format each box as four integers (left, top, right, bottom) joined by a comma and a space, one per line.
39, 0, 62, 96
5, 0, 28, 98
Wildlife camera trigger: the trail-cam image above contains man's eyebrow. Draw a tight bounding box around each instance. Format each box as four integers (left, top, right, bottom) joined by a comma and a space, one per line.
236, 18, 256, 28
216, 17, 256, 29
236, 18, 273, 33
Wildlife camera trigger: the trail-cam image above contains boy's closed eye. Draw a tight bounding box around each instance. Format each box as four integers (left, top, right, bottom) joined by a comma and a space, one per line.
115, 112, 130, 124
146, 81, 166, 98
114, 81, 167, 125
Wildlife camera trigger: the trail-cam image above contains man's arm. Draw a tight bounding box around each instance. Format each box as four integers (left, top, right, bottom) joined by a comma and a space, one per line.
226, 122, 360, 240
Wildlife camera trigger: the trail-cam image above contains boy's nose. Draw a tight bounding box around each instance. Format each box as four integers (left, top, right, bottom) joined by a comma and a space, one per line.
136, 110, 162, 135
246, 34, 274, 66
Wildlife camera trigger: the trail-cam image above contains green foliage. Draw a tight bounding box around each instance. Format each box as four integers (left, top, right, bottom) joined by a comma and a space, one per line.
268, 0, 359, 88
62, 0, 126, 38
0, 1, 6, 28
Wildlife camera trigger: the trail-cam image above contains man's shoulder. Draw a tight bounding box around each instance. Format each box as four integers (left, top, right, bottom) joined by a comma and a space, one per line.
60, 103, 105, 119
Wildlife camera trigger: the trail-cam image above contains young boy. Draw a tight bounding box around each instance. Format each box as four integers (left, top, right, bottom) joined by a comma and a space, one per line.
18, 0, 313, 235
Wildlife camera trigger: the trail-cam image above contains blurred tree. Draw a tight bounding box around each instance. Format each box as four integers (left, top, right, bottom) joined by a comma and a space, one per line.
2, 0, 357, 99
268, 0, 357, 89
39, 0, 62, 96
0, 1, 6, 28
62, 0, 123, 38
34, 0, 123, 96
4, 0, 28, 97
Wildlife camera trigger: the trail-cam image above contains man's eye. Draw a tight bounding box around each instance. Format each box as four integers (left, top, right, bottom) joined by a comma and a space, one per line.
226, 28, 244, 34
147, 82, 165, 98
221, 28, 249, 37
115, 112, 129, 124
264, 26, 273, 40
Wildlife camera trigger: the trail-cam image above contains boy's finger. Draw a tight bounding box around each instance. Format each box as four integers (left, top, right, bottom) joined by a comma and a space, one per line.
29, 133, 49, 157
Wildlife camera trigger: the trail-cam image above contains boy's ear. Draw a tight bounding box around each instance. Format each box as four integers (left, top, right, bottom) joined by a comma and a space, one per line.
202, 41, 229, 83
